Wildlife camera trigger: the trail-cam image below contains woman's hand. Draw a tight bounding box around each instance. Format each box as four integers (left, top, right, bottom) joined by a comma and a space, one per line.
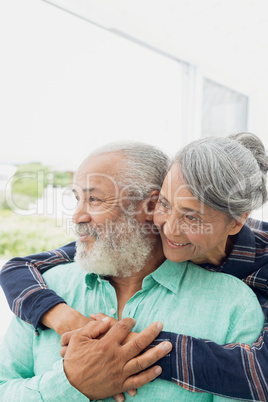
41, 303, 92, 335
90, 312, 118, 328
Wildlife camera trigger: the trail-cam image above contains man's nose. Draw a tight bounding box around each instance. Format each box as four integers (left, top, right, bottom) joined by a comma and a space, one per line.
72, 201, 91, 224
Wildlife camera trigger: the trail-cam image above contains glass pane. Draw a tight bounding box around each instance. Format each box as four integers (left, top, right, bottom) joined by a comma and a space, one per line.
202, 78, 248, 137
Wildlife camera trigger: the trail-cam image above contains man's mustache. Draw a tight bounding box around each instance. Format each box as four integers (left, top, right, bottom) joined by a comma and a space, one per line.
75, 223, 101, 238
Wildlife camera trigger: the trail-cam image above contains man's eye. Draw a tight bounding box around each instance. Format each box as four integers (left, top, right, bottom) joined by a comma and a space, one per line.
88, 197, 101, 204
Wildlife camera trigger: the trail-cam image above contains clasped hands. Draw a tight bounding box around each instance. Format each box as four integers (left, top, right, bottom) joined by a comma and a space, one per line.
60, 313, 172, 401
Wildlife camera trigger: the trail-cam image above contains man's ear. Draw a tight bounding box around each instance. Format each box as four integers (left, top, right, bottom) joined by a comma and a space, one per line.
228, 212, 250, 235
143, 190, 159, 221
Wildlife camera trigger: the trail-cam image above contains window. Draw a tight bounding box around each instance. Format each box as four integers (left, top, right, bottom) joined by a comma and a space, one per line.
202, 78, 248, 137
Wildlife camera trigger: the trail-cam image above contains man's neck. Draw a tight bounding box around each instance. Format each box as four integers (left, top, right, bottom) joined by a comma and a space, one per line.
109, 239, 165, 319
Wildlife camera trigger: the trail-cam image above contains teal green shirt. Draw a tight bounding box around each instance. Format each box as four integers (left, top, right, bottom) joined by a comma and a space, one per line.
0, 259, 264, 401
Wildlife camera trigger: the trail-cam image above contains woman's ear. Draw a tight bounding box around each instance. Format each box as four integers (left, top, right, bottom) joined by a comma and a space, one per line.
143, 190, 160, 221
228, 212, 250, 235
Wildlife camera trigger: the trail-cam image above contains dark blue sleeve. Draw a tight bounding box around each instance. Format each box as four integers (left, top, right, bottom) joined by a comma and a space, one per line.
156, 317, 268, 400
0, 242, 76, 332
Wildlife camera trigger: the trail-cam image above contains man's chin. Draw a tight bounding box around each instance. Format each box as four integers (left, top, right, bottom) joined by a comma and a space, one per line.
78, 235, 91, 242
75, 254, 118, 277
76, 238, 94, 252
74, 218, 154, 278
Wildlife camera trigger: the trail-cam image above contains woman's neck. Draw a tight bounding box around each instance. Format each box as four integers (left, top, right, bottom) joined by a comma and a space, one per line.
191, 235, 237, 267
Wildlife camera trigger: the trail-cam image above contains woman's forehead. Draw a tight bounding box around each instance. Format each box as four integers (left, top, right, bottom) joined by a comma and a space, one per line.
162, 165, 191, 196
161, 166, 224, 220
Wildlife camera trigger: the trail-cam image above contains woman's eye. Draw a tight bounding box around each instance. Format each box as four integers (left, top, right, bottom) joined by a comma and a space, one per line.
185, 214, 198, 222
158, 199, 169, 209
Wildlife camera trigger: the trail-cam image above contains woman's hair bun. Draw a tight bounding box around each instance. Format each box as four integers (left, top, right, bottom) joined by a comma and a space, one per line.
229, 132, 268, 175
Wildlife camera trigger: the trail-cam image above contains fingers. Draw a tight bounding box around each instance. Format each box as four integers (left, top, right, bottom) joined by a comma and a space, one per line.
60, 346, 67, 358
90, 312, 108, 320
112, 390, 136, 402
61, 318, 111, 347
103, 317, 136, 345
125, 340, 172, 376
113, 393, 125, 402
123, 365, 162, 391
123, 321, 163, 359
61, 328, 81, 347
91, 313, 118, 327
127, 390, 137, 397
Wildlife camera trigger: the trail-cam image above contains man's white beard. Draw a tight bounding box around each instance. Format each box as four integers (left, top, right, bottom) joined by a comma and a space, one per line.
74, 215, 154, 278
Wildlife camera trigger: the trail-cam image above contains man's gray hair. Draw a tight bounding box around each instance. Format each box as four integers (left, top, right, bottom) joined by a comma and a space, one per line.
174, 132, 268, 219
91, 141, 171, 203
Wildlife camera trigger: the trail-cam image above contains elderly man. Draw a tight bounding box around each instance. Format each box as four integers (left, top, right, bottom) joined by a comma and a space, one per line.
0, 142, 264, 401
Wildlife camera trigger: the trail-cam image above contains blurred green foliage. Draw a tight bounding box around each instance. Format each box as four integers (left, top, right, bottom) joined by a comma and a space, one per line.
0, 210, 75, 259
11, 163, 71, 201
12, 163, 50, 198
0, 163, 74, 259
53, 171, 72, 187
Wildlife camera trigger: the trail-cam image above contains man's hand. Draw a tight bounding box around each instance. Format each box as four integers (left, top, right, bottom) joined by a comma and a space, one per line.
63, 317, 172, 400
41, 303, 91, 335
60, 314, 140, 401
90, 313, 137, 345
60, 312, 118, 357
60, 313, 140, 357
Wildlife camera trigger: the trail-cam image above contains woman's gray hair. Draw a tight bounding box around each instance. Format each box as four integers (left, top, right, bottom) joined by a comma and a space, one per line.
91, 141, 171, 203
173, 132, 268, 219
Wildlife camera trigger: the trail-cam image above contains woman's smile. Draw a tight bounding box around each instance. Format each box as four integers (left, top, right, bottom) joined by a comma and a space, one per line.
165, 237, 191, 249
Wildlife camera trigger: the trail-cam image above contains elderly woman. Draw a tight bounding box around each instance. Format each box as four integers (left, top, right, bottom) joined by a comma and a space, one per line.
155, 132, 267, 266
1, 133, 268, 401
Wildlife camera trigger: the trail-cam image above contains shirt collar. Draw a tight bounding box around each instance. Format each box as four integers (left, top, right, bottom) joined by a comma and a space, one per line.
146, 259, 188, 294
84, 259, 188, 294
85, 273, 110, 289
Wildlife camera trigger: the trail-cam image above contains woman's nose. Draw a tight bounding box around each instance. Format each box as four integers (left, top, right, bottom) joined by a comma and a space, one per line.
163, 214, 184, 237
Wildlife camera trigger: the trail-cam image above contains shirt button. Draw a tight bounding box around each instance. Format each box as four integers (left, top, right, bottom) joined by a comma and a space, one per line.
110, 308, 116, 315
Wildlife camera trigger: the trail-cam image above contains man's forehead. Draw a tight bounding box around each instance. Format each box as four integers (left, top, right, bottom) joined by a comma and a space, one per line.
74, 171, 119, 194
72, 186, 107, 199
74, 153, 123, 193
78, 152, 123, 175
